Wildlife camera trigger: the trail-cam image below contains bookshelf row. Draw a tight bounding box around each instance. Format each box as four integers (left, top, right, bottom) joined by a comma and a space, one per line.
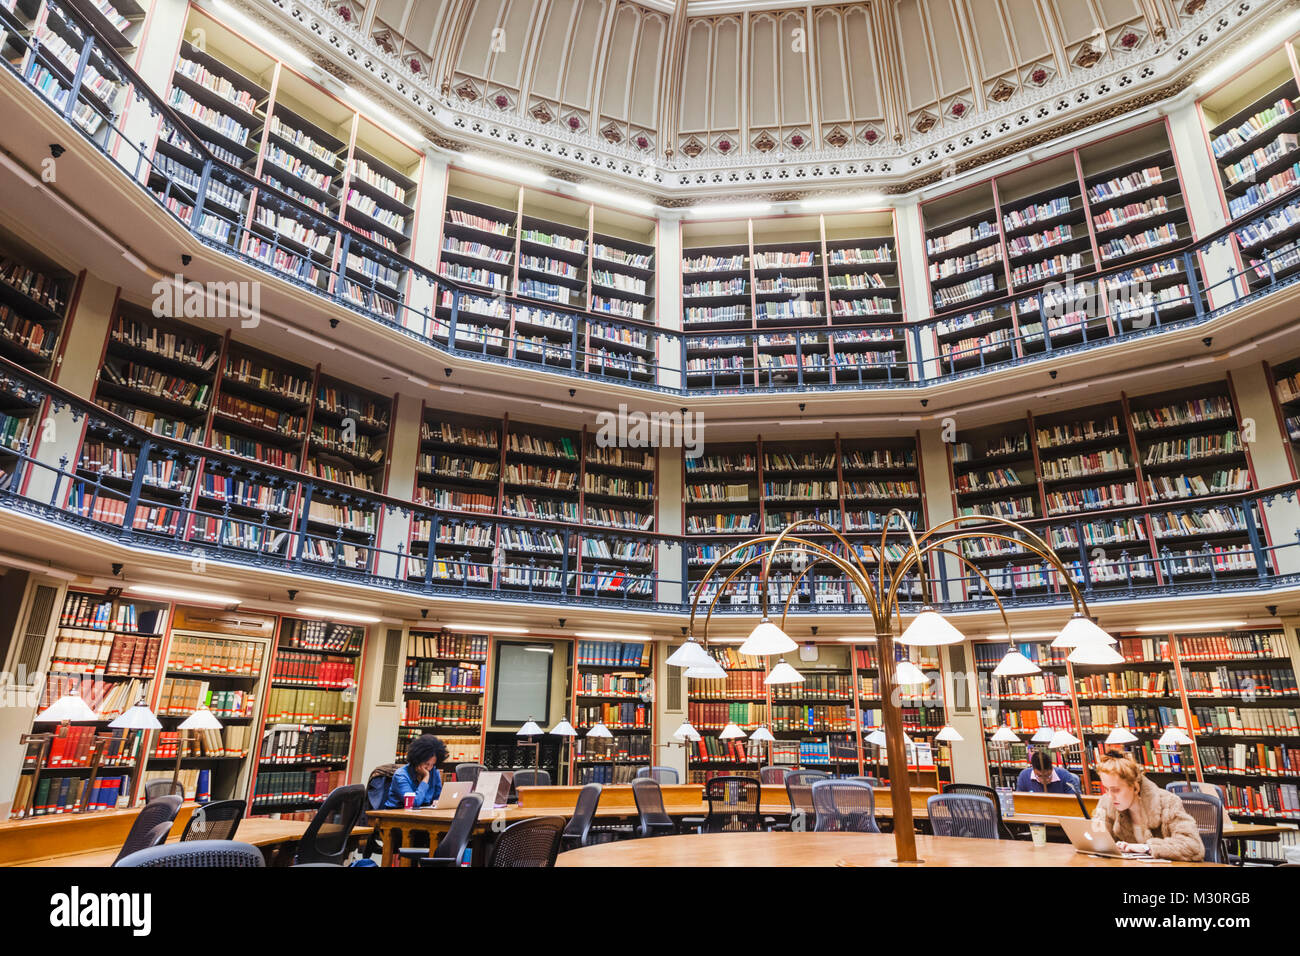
12, 591, 367, 817
976, 627, 1300, 822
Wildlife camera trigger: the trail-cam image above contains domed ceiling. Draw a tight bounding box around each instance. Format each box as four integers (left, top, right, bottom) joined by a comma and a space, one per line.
258, 0, 1281, 193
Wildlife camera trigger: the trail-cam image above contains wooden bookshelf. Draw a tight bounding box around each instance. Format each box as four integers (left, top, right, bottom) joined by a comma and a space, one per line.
65, 0, 147, 54
1267, 354, 1300, 474
141, 604, 274, 807
856, 644, 950, 783
397, 629, 488, 774
571, 639, 653, 784
686, 646, 768, 783
770, 643, 857, 774
248, 615, 364, 816
10, 588, 169, 818
922, 181, 1005, 313
0, 227, 76, 380
591, 206, 656, 326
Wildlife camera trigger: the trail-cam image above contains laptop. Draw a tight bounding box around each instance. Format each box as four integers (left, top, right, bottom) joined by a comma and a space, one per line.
432, 781, 473, 810
472, 771, 513, 808
1059, 817, 1155, 859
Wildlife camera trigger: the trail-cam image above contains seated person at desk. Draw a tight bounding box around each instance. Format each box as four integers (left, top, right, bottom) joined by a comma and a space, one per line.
1091, 751, 1204, 861
383, 733, 447, 809
1016, 750, 1081, 793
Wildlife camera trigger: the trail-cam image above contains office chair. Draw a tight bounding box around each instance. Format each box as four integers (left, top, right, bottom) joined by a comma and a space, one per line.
295, 784, 366, 865
508, 768, 551, 802
560, 783, 602, 851
143, 779, 186, 802
114, 840, 265, 867
631, 778, 677, 837
419, 792, 485, 867
703, 775, 762, 832
853, 775, 883, 788
942, 783, 1017, 839
113, 794, 183, 865
1174, 790, 1228, 864
488, 816, 566, 867
454, 762, 485, 785
811, 779, 880, 833
928, 793, 1001, 840
782, 769, 829, 831
634, 765, 680, 784
179, 798, 244, 841
759, 766, 789, 785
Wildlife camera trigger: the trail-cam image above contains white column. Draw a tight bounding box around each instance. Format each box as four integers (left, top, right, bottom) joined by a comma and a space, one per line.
655, 212, 683, 391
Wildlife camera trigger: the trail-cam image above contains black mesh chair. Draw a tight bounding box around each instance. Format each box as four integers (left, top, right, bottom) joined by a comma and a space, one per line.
634, 765, 680, 784
180, 799, 244, 842
114, 840, 265, 867
419, 792, 484, 867
488, 816, 566, 867
560, 783, 604, 852
703, 775, 762, 832
144, 779, 186, 802
811, 779, 881, 833
1174, 790, 1227, 864
942, 782, 1016, 839
296, 784, 366, 865
631, 778, 677, 838
113, 794, 183, 864
928, 793, 1000, 840
509, 768, 551, 802
759, 766, 789, 785
455, 763, 485, 785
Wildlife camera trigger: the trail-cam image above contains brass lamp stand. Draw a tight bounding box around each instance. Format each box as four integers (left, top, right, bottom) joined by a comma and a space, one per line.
685, 511, 1116, 864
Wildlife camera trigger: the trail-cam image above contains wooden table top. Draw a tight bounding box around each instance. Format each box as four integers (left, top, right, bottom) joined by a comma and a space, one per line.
556, 831, 1222, 867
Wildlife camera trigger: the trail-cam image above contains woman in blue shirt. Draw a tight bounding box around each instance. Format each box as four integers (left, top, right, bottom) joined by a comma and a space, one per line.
384, 733, 448, 809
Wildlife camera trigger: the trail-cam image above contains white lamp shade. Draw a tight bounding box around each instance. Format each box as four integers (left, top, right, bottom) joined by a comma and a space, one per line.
993, 650, 1042, 676
517, 720, 544, 736
749, 725, 775, 742
34, 690, 100, 724
666, 638, 713, 669
550, 720, 577, 736
178, 706, 223, 730
1052, 613, 1116, 648
684, 658, 727, 679
935, 726, 963, 742
1049, 730, 1080, 748
865, 730, 887, 746
1105, 727, 1139, 745
1030, 727, 1055, 743
740, 617, 798, 656
893, 659, 931, 686
586, 722, 613, 738
672, 721, 702, 742
991, 726, 1021, 743
1158, 727, 1193, 747
897, 607, 966, 646
1067, 641, 1126, 666
108, 701, 161, 730
719, 722, 747, 739
763, 658, 805, 684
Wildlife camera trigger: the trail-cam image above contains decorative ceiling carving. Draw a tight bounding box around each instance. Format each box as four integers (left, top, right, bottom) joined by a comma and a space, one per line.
253, 0, 1283, 194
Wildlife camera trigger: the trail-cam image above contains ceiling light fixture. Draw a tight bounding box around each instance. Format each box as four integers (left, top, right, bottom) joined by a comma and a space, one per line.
1197, 11, 1300, 90
341, 88, 425, 143
214, 1, 311, 70
575, 183, 655, 212
125, 585, 241, 606
295, 607, 381, 624
799, 193, 883, 212
1131, 621, 1247, 632
688, 201, 772, 217
444, 624, 529, 634
574, 630, 652, 640
459, 152, 547, 183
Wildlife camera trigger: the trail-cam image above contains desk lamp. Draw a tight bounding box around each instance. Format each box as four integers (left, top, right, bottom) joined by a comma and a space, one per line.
1157, 726, 1194, 784
176, 706, 223, 798
22, 686, 100, 816
549, 719, 576, 783
516, 718, 544, 786
104, 696, 160, 811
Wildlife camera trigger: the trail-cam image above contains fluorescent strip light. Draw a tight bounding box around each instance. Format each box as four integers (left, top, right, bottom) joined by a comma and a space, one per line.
459, 153, 548, 184
1198, 11, 1300, 90
126, 585, 242, 605
523, 646, 553, 653
214, 1, 310, 70
444, 624, 529, 634
343, 89, 425, 143
979, 631, 1063, 641
688, 201, 772, 217
574, 630, 652, 640
575, 183, 655, 212
800, 193, 882, 212
296, 607, 381, 624
1131, 621, 1247, 633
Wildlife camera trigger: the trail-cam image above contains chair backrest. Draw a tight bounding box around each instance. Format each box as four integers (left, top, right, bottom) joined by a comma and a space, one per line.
634, 765, 680, 785
454, 762, 485, 784
1175, 791, 1224, 863
928, 793, 1000, 840
364, 763, 400, 815
180, 798, 244, 842
113, 794, 183, 864
785, 769, 830, 816
811, 780, 880, 833
759, 766, 788, 785
1167, 781, 1232, 828
631, 777, 674, 836
296, 784, 366, 864
431, 792, 485, 865
488, 816, 566, 867
942, 782, 1014, 839
704, 775, 762, 832
853, 776, 883, 788
114, 839, 265, 867
561, 783, 602, 849
509, 768, 551, 800
144, 779, 186, 802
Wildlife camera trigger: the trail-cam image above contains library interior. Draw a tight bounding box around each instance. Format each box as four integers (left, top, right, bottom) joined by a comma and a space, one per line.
0, 0, 1299, 887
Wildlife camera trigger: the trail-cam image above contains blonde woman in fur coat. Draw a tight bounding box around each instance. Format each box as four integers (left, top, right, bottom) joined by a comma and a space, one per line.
1091, 751, 1205, 861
